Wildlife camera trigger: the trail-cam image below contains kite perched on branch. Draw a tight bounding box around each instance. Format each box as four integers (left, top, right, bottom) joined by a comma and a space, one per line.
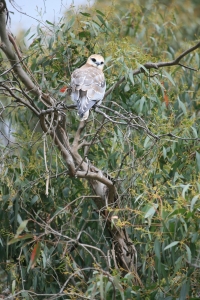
70, 54, 106, 121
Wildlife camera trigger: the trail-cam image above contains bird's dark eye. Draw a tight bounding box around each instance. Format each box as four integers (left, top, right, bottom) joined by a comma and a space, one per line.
91, 58, 96, 62
100, 61, 104, 64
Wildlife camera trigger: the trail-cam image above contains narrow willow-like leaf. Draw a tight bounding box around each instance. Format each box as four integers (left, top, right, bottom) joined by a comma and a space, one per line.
164, 241, 179, 251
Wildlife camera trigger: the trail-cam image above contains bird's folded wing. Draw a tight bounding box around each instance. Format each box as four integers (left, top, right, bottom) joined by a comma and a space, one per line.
71, 66, 106, 103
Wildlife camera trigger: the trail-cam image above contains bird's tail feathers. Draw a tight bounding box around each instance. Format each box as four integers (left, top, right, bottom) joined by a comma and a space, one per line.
80, 111, 89, 121
77, 96, 96, 120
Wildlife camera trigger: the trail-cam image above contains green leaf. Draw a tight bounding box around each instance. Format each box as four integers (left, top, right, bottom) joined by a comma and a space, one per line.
46, 20, 54, 25
144, 204, 158, 218
96, 10, 105, 16
97, 14, 107, 27
72, 39, 84, 45
67, 16, 75, 28
31, 195, 39, 205
28, 33, 35, 41
190, 194, 199, 211
24, 27, 31, 37
99, 273, 104, 300
191, 126, 198, 138
19, 160, 23, 176
184, 244, 191, 263
164, 241, 179, 251
8, 234, 33, 245
12, 279, 16, 294
144, 135, 152, 148
179, 280, 190, 300
196, 151, 200, 172
80, 12, 91, 17
154, 238, 161, 260
195, 52, 199, 67
180, 184, 191, 199
128, 69, 134, 85
105, 281, 112, 295
163, 70, 176, 86
178, 97, 187, 115
124, 83, 130, 92
15, 220, 29, 237
174, 256, 183, 273
163, 146, 167, 159
139, 96, 146, 112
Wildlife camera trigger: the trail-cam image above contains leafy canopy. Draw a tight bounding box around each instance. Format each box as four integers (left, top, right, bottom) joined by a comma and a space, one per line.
0, 0, 200, 299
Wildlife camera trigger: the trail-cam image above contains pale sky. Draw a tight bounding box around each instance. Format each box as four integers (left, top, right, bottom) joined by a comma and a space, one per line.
6, 0, 88, 33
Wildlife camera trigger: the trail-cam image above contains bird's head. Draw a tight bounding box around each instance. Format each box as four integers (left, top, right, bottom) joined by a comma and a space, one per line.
87, 54, 105, 70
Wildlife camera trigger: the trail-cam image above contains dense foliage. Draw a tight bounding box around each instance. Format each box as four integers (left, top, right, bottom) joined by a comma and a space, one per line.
0, 0, 200, 299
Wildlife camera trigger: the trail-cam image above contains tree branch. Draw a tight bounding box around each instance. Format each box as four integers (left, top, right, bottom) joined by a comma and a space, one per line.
76, 170, 113, 187
0, 8, 38, 92
0, 83, 40, 116
0, 4, 54, 107
105, 41, 200, 97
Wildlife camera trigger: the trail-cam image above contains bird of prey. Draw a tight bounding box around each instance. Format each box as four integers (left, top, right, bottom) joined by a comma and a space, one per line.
70, 54, 106, 121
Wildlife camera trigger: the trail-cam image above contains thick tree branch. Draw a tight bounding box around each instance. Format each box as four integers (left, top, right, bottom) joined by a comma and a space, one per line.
0, 5, 54, 107
72, 120, 86, 150
0, 8, 38, 92
76, 170, 113, 187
